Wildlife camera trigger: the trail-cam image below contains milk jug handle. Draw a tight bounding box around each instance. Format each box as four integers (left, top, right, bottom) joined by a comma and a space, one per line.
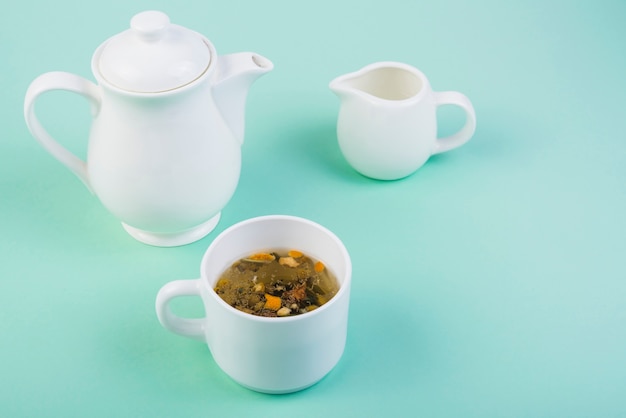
24, 71, 101, 193
432, 91, 477, 154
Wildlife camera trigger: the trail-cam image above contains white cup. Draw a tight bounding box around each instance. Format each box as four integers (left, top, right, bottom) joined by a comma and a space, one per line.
330, 62, 477, 180
155, 215, 352, 394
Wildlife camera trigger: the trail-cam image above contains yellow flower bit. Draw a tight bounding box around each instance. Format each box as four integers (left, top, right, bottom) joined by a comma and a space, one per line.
264, 293, 282, 311
288, 250, 303, 258
314, 261, 325, 272
279, 256, 300, 267
244, 253, 276, 263
216, 278, 230, 288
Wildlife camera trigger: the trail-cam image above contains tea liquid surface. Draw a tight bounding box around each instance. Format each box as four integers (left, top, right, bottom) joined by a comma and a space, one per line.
214, 250, 339, 317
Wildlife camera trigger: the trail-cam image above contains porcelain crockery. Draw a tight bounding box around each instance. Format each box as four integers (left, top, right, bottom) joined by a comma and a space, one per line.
24, 11, 273, 246
155, 215, 352, 394
330, 62, 476, 180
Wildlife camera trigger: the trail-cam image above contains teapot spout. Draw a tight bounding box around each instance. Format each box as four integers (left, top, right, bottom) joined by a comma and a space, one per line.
212, 52, 273, 144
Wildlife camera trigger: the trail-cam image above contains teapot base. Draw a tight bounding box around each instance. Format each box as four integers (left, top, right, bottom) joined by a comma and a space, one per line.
122, 212, 221, 247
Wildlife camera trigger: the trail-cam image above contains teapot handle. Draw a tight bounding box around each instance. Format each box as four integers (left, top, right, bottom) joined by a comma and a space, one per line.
24, 71, 101, 192
432, 91, 477, 155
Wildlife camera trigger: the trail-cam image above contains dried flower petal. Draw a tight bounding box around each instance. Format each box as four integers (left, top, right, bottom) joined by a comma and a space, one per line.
288, 250, 303, 258
244, 253, 276, 263
264, 293, 281, 311
279, 256, 300, 267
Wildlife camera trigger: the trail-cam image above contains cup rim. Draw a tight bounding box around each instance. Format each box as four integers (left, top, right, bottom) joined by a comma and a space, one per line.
200, 214, 352, 323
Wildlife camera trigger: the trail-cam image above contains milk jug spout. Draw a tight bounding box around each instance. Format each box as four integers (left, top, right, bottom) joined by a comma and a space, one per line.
329, 73, 359, 100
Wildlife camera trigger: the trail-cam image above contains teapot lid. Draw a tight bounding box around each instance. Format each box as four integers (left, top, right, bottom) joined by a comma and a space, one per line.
97, 11, 211, 93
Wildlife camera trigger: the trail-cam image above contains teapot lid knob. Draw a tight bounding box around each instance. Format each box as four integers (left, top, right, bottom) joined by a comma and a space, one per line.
131, 11, 170, 42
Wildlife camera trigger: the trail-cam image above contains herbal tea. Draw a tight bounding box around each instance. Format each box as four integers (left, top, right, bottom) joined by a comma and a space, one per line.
214, 250, 339, 317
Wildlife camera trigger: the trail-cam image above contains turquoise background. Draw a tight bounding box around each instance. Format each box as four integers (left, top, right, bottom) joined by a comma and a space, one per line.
2, 0, 625, 416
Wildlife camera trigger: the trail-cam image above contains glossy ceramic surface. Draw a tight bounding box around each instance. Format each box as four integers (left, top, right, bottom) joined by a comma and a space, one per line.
156, 215, 352, 394
23, 11, 273, 246
330, 62, 476, 180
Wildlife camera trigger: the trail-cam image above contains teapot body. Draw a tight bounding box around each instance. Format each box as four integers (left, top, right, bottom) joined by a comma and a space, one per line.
88, 75, 241, 242
24, 11, 272, 246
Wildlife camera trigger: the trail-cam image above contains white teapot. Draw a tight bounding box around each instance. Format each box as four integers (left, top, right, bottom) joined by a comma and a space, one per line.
24, 11, 273, 246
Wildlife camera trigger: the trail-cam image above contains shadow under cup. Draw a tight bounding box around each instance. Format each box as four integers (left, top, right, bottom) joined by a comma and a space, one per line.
157, 215, 352, 394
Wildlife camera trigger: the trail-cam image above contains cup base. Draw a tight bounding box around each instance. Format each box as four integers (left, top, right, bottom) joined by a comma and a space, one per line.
122, 212, 221, 247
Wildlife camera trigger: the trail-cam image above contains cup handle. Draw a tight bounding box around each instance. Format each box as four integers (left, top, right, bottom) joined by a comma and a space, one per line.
432, 91, 477, 155
155, 279, 206, 341
24, 71, 101, 193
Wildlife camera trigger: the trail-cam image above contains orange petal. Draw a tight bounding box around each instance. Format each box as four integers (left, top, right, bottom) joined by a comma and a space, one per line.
264, 293, 282, 311
245, 253, 276, 263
